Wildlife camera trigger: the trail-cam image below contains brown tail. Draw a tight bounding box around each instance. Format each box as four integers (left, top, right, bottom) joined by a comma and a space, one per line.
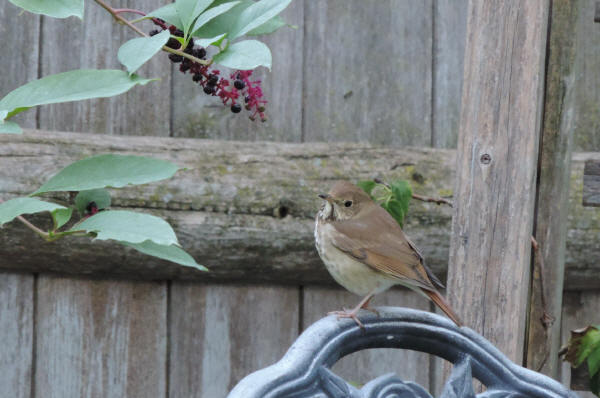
423, 289, 462, 326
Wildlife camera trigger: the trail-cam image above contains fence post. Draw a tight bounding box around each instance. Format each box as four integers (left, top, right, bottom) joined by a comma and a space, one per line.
447, 1, 551, 363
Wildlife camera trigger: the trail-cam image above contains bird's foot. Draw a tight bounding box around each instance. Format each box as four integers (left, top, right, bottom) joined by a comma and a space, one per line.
361, 305, 380, 316
327, 309, 365, 329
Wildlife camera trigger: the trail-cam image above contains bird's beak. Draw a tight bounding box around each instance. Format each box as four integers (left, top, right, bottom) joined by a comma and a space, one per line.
318, 193, 333, 203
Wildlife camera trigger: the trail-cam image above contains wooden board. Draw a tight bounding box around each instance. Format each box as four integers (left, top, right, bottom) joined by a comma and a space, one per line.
170, 0, 304, 142
37, 0, 171, 136
302, 0, 432, 145
0, 2, 40, 129
0, 272, 34, 398
559, 290, 600, 398
583, 159, 600, 206
168, 283, 300, 397
34, 275, 167, 397
302, 286, 432, 388
432, 0, 468, 148
526, 0, 580, 377
571, 0, 600, 151
447, 1, 550, 362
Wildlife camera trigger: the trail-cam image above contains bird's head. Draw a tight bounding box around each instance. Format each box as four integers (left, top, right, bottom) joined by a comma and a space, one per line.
318, 181, 373, 221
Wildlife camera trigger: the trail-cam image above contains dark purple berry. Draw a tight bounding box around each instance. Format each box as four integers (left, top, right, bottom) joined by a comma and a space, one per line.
166, 38, 180, 49
173, 29, 184, 37
193, 48, 207, 58
234, 80, 245, 90
231, 104, 242, 113
180, 63, 190, 72
193, 73, 202, 82
203, 85, 215, 95
244, 95, 251, 103
207, 74, 218, 85
149, 29, 160, 36
169, 53, 183, 63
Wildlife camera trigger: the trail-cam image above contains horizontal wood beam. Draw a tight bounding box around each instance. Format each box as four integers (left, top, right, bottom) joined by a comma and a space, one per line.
0, 130, 598, 289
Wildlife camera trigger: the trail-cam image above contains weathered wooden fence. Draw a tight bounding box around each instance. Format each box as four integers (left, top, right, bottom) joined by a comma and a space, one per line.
0, 1, 599, 397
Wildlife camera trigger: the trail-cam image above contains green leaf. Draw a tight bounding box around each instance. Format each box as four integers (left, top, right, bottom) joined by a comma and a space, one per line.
0, 120, 22, 134
228, 0, 292, 39
51, 208, 73, 230
0, 70, 155, 121
33, 154, 180, 195
146, 3, 183, 29
122, 240, 207, 271
576, 328, 600, 368
213, 40, 271, 70
591, 371, 600, 396
118, 30, 170, 75
75, 189, 112, 216
9, 0, 84, 19
71, 210, 179, 246
191, 1, 241, 36
357, 180, 377, 196
588, 346, 600, 378
382, 199, 407, 228
247, 15, 287, 36
194, 33, 227, 48
176, 0, 213, 38
192, 0, 252, 39
0, 197, 66, 226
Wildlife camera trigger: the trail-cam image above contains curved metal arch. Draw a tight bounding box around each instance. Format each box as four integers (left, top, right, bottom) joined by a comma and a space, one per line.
227, 307, 578, 398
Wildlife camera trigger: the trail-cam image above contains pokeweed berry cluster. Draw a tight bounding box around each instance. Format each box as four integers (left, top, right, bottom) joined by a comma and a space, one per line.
150, 21, 267, 121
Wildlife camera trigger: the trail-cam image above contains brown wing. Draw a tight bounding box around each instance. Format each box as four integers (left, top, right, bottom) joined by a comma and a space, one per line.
330, 205, 439, 291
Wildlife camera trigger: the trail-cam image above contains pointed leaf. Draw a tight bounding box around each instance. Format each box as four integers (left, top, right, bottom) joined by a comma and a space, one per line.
75, 189, 112, 216
213, 40, 271, 70
176, 0, 213, 37
72, 210, 179, 246
194, 33, 227, 48
33, 154, 180, 195
357, 180, 377, 195
577, 327, 600, 367
0, 197, 66, 226
192, 0, 252, 39
191, 1, 241, 36
0, 120, 22, 134
228, 0, 292, 39
147, 3, 183, 29
51, 208, 73, 230
9, 0, 84, 19
0, 70, 155, 121
247, 15, 287, 36
122, 240, 207, 271
118, 30, 170, 75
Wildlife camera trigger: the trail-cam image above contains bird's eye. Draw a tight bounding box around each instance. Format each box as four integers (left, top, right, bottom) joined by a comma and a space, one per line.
344, 200, 353, 207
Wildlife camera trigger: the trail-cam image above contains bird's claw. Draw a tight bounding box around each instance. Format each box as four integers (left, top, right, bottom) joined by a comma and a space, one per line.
327, 310, 365, 329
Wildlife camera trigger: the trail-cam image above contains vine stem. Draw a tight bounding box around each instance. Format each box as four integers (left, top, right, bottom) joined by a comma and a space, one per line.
16, 216, 49, 239
93, 0, 210, 66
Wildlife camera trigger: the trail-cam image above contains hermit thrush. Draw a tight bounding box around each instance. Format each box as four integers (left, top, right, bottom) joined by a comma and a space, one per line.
314, 181, 461, 327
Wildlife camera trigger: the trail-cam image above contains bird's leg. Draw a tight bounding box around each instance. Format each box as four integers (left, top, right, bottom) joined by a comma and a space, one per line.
328, 292, 376, 329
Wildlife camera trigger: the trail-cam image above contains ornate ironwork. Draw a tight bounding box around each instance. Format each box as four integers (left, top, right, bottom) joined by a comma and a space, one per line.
227, 307, 579, 398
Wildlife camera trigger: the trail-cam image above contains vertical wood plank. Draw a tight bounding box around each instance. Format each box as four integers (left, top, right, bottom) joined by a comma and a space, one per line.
303, 286, 432, 387
35, 275, 167, 398
526, 0, 579, 377
169, 283, 300, 398
0, 2, 40, 128
447, 1, 550, 362
37, 0, 171, 136
571, 0, 600, 151
559, 291, 600, 398
171, 1, 304, 142
432, 0, 468, 148
0, 272, 34, 398
302, 0, 432, 145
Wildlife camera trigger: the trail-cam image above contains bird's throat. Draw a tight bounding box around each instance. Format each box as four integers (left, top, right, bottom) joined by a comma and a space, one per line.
319, 202, 335, 221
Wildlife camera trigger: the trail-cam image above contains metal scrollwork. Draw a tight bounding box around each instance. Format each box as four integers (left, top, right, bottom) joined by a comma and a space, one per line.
227, 307, 578, 398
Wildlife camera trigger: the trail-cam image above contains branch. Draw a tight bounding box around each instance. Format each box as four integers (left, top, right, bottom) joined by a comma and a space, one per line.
411, 193, 453, 207
16, 216, 49, 240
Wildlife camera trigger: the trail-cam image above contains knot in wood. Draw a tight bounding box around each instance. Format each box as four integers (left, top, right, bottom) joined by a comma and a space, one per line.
480, 153, 492, 165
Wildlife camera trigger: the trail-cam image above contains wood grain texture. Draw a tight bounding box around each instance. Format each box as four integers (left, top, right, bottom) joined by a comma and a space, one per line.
0, 131, 598, 287
169, 283, 299, 397
571, 0, 600, 151
302, 286, 432, 387
432, 0, 468, 149
583, 159, 600, 206
0, 2, 40, 129
526, 0, 579, 378
447, 1, 550, 362
37, 0, 171, 136
35, 275, 167, 398
171, 0, 304, 142
0, 272, 34, 398
559, 290, 600, 398
302, 0, 432, 145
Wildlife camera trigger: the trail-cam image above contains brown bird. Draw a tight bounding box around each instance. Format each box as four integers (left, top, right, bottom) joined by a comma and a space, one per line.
314, 181, 462, 328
